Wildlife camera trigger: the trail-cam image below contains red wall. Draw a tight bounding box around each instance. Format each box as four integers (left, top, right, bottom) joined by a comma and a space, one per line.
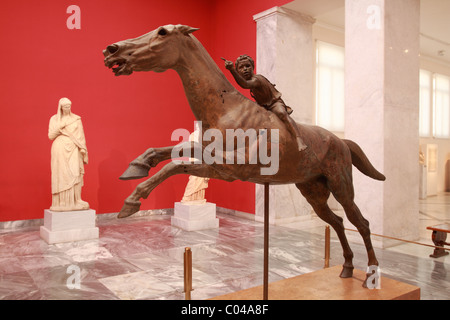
0, 0, 288, 222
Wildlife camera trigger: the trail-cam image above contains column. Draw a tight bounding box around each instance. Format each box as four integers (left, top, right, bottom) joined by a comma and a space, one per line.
253, 7, 316, 224
345, 0, 420, 247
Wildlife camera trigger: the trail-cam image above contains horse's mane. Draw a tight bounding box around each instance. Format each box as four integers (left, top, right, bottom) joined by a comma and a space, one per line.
179, 32, 290, 133
188, 34, 236, 92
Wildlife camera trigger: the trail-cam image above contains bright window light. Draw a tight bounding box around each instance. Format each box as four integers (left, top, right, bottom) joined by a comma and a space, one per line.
433, 73, 450, 138
315, 41, 345, 132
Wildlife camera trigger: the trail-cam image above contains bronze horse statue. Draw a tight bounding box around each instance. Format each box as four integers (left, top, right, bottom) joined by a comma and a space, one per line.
103, 24, 385, 284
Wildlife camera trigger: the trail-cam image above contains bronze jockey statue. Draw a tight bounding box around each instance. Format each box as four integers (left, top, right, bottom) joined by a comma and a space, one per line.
223, 55, 307, 151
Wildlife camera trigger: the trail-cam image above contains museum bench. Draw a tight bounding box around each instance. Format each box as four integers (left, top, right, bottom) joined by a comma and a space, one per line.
426, 223, 450, 258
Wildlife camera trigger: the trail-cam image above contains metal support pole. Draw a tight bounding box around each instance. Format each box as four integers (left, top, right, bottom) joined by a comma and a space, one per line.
184, 247, 192, 300
263, 182, 269, 300
324, 225, 330, 268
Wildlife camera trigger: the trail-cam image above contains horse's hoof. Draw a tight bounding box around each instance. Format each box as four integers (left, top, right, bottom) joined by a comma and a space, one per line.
119, 162, 150, 180
339, 266, 354, 278
117, 200, 141, 218
362, 276, 369, 288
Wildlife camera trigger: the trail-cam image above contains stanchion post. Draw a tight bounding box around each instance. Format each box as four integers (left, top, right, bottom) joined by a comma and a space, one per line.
263, 182, 269, 300
324, 225, 330, 268
184, 247, 192, 300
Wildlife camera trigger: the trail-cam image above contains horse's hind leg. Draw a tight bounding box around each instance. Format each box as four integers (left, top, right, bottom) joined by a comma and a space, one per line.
342, 203, 378, 267
326, 168, 379, 282
296, 178, 355, 278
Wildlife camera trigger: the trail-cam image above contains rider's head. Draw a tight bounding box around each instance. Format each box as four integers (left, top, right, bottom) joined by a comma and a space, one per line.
235, 55, 254, 70
235, 55, 255, 80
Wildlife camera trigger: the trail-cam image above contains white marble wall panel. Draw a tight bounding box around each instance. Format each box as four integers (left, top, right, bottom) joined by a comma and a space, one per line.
344, 0, 420, 246
253, 7, 315, 225
255, 184, 313, 225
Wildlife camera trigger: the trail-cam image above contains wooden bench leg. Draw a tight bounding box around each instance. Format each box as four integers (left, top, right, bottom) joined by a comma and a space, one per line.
430, 230, 449, 258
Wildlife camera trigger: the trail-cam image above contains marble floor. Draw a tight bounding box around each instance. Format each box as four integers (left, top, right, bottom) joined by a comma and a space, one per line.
0, 194, 449, 300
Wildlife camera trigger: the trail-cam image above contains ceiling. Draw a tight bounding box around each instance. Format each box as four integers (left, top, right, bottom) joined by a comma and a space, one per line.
283, 0, 450, 65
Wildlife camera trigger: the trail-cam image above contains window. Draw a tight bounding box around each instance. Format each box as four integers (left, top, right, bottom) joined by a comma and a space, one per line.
419, 70, 432, 137
419, 71, 450, 139
433, 73, 450, 138
315, 41, 345, 132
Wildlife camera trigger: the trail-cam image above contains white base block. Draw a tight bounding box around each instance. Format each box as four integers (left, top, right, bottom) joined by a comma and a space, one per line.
40, 226, 99, 244
171, 202, 219, 231
40, 209, 99, 244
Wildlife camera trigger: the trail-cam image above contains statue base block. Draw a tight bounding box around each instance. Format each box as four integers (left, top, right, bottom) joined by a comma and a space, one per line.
171, 202, 219, 231
211, 265, 420, 300
40, 209, 99, 244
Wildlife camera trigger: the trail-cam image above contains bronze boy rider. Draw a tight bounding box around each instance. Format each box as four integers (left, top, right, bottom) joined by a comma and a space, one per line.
223, 55, 307, 151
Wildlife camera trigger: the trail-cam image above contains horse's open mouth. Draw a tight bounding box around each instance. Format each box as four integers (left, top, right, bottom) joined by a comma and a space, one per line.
105, 58, 129, 76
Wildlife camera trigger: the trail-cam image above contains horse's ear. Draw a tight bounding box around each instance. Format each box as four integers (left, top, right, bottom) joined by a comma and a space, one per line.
177, 25, 199, 35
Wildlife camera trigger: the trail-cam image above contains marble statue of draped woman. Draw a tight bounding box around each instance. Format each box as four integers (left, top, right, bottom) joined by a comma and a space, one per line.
48, 97, 89, 211
181, 125, 209, 204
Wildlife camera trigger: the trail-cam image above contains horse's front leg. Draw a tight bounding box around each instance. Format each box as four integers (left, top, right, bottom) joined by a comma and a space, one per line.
118, 162, 213, 218
120, 142, 202, 180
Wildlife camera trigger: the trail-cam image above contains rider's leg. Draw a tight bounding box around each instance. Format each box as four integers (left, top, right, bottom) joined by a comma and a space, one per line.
271, 104, 307, 151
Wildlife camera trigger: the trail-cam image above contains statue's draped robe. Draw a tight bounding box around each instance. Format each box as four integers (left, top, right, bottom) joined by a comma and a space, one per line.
48, 113, 87, 208
181, 175, 209, 203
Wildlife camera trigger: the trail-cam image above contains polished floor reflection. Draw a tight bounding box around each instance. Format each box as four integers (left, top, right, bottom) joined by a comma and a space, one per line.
0, 194, 449, 300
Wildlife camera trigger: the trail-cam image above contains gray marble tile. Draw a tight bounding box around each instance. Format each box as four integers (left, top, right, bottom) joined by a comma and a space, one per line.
99, 270, 176, 300
0, 271, 40, 300
0, 195, 449, 300
0, 256, 25, 274
78, 257, 143, 279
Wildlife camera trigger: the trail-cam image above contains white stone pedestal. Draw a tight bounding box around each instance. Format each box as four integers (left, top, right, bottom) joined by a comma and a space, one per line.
40, 209, 99, 244
171, 202, 219, 231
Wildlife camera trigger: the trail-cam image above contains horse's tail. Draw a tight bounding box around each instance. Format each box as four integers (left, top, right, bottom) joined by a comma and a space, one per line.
343, 139, 386, 181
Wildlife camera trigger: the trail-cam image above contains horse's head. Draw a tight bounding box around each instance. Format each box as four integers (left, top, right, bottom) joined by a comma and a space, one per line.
103, 24, 199, 76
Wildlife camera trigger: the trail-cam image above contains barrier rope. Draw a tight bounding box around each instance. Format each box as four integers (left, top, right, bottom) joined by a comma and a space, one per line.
344, 228, 450, 252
